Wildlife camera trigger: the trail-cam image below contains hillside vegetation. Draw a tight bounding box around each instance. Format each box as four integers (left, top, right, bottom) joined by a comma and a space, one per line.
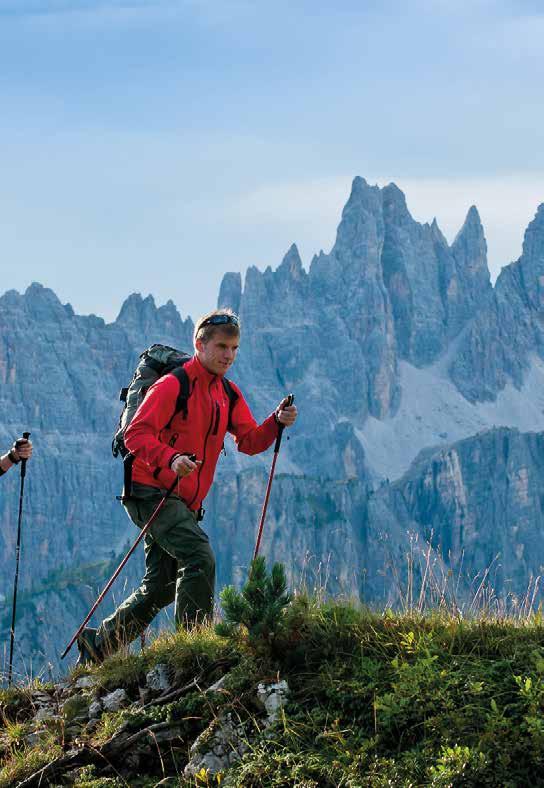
1, 559, 544, 787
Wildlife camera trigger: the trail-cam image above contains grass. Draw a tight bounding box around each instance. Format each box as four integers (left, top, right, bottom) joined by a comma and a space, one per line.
223, 595, 544, 786
1, 574, 544, 786
0, 735, 62, 788
0, 677, 55, 724
92, 624, 235, 692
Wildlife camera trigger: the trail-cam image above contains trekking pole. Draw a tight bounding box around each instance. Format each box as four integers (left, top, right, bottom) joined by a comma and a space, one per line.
61, 463, 191, 660
253, 395, 294, 560
8, 432, 31, 686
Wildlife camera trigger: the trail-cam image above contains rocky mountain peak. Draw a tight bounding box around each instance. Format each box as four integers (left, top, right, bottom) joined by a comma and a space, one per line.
116, 292, 155, 324
217, 272, 242, 313
452, 205, 486, 255
333, 177, 383, 259
520, 203, 544, 264
465, 204, 482, 226
157, 298, 186, 324
0, 288, 22, 308
382, 182, 412, 225
115, 292, 191, 348
277, 243, 304, 280
450, 204, 491, 303
430, 217, 448, 245
21, 282, 69, 322
448, 198, 544, 403
341, 176, 382, 216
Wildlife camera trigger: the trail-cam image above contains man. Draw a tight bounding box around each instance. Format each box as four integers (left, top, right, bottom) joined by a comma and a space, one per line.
78, 309, 297, 663
0, 437, 33, 477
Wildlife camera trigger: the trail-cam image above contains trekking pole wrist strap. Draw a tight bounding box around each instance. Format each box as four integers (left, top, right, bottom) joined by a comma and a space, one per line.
8, 449, 20, 464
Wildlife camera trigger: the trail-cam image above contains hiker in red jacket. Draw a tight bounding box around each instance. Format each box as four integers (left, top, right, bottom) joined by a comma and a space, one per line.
0, 437, 33, 477
77, 309, 297, 663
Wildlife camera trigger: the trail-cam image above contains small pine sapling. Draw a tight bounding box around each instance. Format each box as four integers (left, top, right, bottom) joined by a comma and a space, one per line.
216, 557, 291, 646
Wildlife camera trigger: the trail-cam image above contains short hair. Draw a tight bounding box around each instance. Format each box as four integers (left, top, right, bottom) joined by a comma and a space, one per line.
194, 308, 241, 346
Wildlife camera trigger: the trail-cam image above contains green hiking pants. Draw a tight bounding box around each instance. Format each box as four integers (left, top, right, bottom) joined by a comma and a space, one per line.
97, 483, 215, 652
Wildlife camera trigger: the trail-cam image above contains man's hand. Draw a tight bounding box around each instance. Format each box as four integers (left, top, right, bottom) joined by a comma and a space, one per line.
275, 396, 297, 428
10, 438, 33, 463
170, 454, 201, 477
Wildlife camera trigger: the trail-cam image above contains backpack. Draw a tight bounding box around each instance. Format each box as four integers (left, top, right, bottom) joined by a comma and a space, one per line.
112, 343, 238, 499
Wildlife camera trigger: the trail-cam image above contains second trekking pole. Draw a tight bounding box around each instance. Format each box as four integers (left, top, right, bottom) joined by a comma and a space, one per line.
253, 394, 294, 560
8, 432, 31, 686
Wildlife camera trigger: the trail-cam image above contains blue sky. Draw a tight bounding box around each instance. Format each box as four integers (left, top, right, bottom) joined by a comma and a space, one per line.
0, 0, 542, 323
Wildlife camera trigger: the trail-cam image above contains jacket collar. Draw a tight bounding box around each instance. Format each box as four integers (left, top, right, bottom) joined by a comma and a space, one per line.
188, 354, 218, 385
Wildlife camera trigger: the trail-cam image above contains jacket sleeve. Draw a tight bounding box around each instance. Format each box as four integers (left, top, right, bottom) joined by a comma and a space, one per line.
124, 374, 180, 471
228, 382, 279, 456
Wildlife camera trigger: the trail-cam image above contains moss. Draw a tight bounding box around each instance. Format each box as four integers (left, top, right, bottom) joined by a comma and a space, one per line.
72, 764, 125, 786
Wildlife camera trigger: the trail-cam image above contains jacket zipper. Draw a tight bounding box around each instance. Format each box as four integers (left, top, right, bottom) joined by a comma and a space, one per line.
187, 377, 215, 508
212, 403, 220, 436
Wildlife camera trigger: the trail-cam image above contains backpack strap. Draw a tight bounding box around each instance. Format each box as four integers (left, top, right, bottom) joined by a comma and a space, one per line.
121, 454, 134, 502
222, 377, 239, 431
168, 366, 191, 425
164, 368, 237, 431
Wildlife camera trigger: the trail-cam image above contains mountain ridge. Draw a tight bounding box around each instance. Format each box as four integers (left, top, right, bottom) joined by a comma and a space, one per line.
1, 176, 544, 677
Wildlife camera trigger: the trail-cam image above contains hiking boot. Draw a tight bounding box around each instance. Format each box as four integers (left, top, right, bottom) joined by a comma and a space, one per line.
76, 627, 104, 666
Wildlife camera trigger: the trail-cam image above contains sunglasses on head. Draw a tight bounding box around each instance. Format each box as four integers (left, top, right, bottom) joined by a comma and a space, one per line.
198, 314, 240, 330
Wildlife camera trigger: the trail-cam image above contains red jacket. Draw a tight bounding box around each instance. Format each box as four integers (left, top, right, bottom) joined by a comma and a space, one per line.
124, 355, 278, 511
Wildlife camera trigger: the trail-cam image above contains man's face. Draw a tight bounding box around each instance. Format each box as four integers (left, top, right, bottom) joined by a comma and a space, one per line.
196, 330, 239, 376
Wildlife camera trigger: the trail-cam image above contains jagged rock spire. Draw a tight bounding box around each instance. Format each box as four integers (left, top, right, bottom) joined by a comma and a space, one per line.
520, 203, 544, 266
217, 272, 242, 313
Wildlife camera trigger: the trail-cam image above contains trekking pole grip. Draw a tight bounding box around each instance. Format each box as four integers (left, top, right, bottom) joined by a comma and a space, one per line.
274, 394, 294, 453
18, 432, 31, 479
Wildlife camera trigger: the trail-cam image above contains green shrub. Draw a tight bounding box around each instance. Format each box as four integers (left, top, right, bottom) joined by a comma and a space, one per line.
216, 557, 291, 650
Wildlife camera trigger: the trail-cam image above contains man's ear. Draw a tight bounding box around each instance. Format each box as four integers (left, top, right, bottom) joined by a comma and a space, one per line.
195, 337, 205, 353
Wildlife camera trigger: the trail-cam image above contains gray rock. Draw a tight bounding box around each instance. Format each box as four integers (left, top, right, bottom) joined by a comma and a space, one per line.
88, 700, 103, 719
31, 690, 52, 704
145, 663, 171, 693
102, 688, 129, 712
75, 676, 96, 690
379, 427, 544, 603
85, 718, 101, 733
184, 713, 248, 779
35, 706, 57, 723
25, 730, 47, 747
257, 680, 289, 725
62, 694, 89, 724
207, 675, 228, 693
